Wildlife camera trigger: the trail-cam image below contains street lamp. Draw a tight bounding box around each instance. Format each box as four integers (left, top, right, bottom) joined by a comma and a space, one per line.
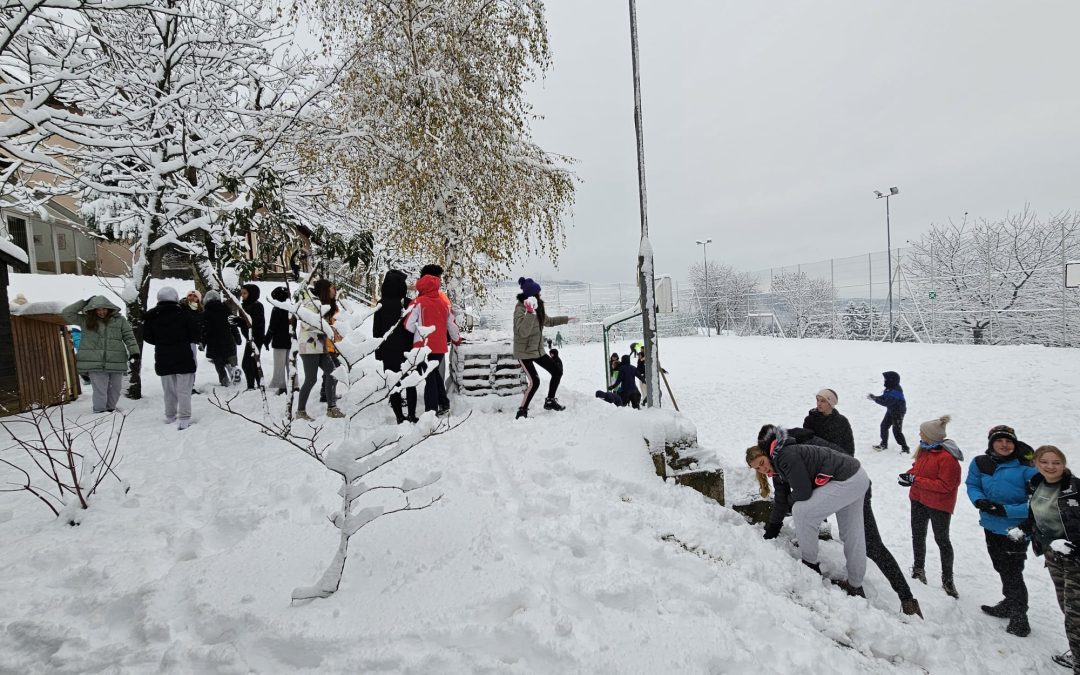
874, 186, 899, 342
696, 238, 712, 336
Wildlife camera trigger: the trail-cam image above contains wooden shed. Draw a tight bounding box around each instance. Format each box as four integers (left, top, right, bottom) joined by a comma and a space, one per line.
1, 243, 81, 415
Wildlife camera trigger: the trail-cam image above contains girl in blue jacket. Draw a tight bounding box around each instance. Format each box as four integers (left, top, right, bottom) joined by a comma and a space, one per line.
966, 424, 1038, 637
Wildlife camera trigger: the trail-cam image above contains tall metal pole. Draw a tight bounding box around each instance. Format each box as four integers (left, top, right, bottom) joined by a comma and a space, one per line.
629, 0, 659, 407
700, 240, 710, 337
886, 195, 894, 342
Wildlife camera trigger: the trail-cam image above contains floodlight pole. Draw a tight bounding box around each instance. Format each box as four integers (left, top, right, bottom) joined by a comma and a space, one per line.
629, 0, 659, 407
697, 239, 712, 336
876, 187, 899, 342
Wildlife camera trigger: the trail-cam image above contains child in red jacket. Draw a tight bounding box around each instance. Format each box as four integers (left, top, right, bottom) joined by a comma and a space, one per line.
898, 415, 964, 598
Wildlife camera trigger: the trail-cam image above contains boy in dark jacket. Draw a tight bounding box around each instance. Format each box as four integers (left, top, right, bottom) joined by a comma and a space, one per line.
610, 353, 642, 409
803, 388, 855, 454
374, 269, 418, 424
868, 370, 909, 453
265, 286, 293, 394
238, 283, 266, 390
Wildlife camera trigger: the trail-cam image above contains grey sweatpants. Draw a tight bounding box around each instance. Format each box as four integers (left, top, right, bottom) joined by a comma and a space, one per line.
268, 348, 289, 390
88, 371, 123, 412
161, 372, 196, 422
792, 467, 870, 587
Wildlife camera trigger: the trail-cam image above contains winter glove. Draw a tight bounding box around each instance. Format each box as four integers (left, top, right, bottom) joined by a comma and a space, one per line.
1007, 527, 1028, 543
865, 393, 876, 401
974, 499, 1007, 517
763, 523, 782, 540
227, 315, 239, 326
197, 343, 206, 352
1051, 539, 1079, 558
523, 297, 538, 314
897, 473, 915, 487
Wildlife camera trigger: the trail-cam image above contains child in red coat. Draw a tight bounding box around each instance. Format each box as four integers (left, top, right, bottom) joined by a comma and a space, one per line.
898, 415, 964, 598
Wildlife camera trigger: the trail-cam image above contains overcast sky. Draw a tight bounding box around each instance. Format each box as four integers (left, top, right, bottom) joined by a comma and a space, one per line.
510, 0, 1080, 285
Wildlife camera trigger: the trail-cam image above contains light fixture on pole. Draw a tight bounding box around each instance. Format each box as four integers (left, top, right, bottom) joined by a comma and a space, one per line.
695, 238, 713, 337
874, 186, 899, 342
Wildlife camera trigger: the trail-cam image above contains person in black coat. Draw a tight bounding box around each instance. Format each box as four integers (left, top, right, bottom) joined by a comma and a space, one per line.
611, 354, 643, 409
868, 370, 909, 453
202, 290, 241, 386
238, 283, 266, 390
265, 286, 292, 395
374, 269, 417, 424
144, 286, 202, 429
803, 388, 855, 454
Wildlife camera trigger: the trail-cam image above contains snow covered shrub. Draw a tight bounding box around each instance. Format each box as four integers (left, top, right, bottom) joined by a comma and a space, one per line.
0, 402, 127, 525
210, 278, 456, 599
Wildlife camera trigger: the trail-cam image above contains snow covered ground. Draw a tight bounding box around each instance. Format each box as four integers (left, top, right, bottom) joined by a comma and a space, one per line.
1, 275, 1077, 673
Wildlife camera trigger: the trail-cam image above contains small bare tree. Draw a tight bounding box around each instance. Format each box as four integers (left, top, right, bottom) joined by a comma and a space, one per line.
210, 270, 462, 599
0, 401, 126, 524
770, 270, 836, 339
687, 261, 759, 333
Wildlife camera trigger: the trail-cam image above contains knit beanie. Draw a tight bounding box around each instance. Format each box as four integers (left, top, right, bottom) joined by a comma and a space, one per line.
156, 286, 179, 303
919, 415, 952, 444
816, 388, 838, 407
988, 424, 1017, 444
518, 277, 541, 298
187, 289, 202, 301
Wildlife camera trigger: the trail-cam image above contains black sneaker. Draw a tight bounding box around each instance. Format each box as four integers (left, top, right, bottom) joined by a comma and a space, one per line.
515, 408, 528, 420
911, 567, 927, 584
981, 601, 1011, 618
836, 580, 866, 598
901, 447, 911, 454
1006, 615, 1030, 637
543, 397, 565, 411
1052, 650, 1074, 669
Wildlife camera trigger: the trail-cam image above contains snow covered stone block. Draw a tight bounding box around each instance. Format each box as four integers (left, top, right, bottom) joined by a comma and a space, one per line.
672, 469, 725, 506
731, 500, 773, 525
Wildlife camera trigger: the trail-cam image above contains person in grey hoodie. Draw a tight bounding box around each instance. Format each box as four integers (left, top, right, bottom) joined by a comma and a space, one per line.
748, 425, 870, 597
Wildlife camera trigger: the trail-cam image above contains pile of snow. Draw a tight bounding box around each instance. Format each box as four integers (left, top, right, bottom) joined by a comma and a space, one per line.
0, 278, 1075, 672
0, 237, 27, 265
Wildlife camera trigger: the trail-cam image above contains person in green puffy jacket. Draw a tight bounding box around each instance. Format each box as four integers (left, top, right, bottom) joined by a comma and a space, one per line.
62, 295, 140, 413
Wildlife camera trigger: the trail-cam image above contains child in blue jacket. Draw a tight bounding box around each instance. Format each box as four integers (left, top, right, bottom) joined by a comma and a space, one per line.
966, 424, 1038, 637
868, 370, 909, 453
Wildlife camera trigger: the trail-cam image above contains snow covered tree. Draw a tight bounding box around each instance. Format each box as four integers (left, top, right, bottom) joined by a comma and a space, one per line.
297, 0, 576, 301
839, 301, 881, 341
212, 271, 450, 599
687, 261, 759, 333
905, 208, 1080, 345
770, 270, 836, 339
4, 0, 361, 397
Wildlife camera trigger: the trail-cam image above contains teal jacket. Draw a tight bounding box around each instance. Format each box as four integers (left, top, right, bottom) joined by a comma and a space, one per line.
62, 296, 139, 373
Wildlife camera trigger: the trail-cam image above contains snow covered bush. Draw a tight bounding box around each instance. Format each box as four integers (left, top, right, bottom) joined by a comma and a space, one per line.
210, 275, 455, 599
0, 402, 127, 525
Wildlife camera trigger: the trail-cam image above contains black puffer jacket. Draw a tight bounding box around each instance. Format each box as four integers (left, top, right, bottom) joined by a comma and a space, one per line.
1020, 470, 1080, 556
143, 301, 201, 375
265, 286, 292, 349
204, 299, 240, 360
802, 409, 856, 455
769, 427, 861, 504
765, 428, 849, 525
373, 270, 412, 363
239, 283, 266, 349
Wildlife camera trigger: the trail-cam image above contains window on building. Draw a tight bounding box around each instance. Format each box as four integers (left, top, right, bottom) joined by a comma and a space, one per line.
5, 216, 30, 273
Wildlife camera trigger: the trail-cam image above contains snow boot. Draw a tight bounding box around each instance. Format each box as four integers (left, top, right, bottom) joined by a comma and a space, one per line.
900, 598, 924, 618
901, 446, 911, 454
835, 580, 866, 598
942, 577, 959, 599
872, 444, 887, 452
543, 397, 565, 411
178, 418, 192, 431
1006, 614, 1031, 637
1052, 650, 1074, 669
802, 560, 821, 574
911, 567, 927, 584
326, 406, 345, 419
515, 407, 528, 420
295, 409, 314, 421
981, 601, 1011, 618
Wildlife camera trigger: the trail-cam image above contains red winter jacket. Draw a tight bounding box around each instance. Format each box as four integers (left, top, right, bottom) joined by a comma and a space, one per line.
405, 274, 460, 354
908, 440, 963, 513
